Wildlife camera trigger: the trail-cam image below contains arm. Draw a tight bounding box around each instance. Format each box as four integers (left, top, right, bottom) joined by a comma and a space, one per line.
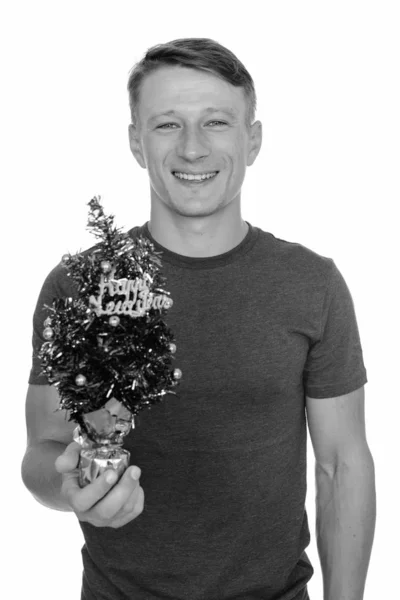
23, 264, 144, 523
315, 443, 376, 600
306, 386, 376, 600
21, 384, 77, 511
21, 383, 145, 527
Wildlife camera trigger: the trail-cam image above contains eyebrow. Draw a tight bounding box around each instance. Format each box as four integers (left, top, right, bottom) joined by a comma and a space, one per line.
148, 107, 239, 123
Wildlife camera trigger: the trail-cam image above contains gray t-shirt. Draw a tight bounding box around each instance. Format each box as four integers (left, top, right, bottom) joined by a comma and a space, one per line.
29, 221, 368, 600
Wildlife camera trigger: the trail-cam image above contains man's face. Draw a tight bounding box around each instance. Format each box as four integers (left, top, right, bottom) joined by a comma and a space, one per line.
128, 66, 261, 219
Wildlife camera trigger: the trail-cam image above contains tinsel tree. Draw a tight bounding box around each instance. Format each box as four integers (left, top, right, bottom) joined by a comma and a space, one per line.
39, 196, 182, 433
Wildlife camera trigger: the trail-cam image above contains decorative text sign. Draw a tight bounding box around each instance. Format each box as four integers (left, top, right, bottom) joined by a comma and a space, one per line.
89, 269, 168, 318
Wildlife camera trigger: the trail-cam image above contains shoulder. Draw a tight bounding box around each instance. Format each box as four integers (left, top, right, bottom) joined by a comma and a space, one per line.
257, 228, 335, 289
40, 260, 76, 299
271, 232, 332, 272
40, 224, 142, 298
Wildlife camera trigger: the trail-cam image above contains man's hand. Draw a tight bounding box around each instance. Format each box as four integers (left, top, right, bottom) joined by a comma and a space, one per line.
55, 442, 144, 528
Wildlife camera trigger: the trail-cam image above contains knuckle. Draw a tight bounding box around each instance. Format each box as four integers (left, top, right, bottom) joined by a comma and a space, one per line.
111, 513, 134, 529
124, 497, 137, 515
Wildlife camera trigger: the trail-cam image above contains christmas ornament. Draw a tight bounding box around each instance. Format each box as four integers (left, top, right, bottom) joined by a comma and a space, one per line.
43, 327, 54, 340
101, 260, 112, 273
39, 195, 182, 487
75, 374, 87, 386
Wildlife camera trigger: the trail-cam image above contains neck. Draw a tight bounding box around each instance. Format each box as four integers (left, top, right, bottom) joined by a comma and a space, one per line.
148, 209, 249, 258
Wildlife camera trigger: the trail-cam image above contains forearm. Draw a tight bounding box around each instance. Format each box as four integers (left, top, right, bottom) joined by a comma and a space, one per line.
21, 440, 73, 512
315, 454, 376, 600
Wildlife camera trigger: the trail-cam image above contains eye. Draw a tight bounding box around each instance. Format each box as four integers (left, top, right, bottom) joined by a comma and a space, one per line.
207, 120, 228, 126
156, 123, 178, 130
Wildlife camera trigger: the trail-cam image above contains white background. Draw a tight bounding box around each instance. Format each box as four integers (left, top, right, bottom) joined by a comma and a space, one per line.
2, 1, 398, 598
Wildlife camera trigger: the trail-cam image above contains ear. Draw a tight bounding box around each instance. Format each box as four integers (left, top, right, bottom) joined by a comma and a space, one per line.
246, 120, 262, 167
128, 123, 146, 169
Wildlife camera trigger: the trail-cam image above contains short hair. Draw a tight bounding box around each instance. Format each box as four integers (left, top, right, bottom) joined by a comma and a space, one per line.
127, 38, 257, 130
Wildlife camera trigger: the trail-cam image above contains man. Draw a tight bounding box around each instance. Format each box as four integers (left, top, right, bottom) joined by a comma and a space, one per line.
22, 38, 376, 600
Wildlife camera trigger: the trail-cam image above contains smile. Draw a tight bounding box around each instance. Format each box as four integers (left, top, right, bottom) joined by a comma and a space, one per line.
172, 171, 218, 181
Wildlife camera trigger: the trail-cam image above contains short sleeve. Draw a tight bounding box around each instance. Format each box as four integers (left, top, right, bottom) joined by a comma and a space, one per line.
303, 259, 368, 398
28, 263, 77, 385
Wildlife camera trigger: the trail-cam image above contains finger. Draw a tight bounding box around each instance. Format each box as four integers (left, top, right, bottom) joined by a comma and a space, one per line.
108, 486, 145, 529
60, 468, 81, 506
117, 480, 143, 517
64, 468, 120, 514
55, 442, 81, 473
91, 466, 141, 521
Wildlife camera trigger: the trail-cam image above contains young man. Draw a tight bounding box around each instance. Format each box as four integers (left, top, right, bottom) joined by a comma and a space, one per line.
22, 38, 376, 600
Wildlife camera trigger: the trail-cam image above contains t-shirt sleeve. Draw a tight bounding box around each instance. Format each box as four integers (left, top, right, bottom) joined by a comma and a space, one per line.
28, 262, 76, 385
303, 259, 368, 398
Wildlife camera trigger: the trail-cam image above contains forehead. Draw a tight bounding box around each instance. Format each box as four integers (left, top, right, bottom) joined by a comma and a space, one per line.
137, 66, 247, 121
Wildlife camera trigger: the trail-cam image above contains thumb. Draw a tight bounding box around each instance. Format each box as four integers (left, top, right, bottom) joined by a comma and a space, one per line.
55, 441, 81, 473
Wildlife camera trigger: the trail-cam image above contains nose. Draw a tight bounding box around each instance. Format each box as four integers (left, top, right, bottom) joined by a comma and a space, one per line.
176, 125, 211, 161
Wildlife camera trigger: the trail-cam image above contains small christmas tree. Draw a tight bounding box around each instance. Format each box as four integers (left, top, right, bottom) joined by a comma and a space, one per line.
39, 196, 182, 435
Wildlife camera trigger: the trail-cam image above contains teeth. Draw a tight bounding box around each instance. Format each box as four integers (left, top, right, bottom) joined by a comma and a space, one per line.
173, 171, 217, 181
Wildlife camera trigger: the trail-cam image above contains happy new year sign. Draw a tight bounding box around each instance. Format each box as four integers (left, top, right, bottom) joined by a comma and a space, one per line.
89, 269, 168, 318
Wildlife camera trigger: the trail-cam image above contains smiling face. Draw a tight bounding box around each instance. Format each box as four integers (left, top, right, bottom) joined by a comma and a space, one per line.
128, 65, 262, 222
